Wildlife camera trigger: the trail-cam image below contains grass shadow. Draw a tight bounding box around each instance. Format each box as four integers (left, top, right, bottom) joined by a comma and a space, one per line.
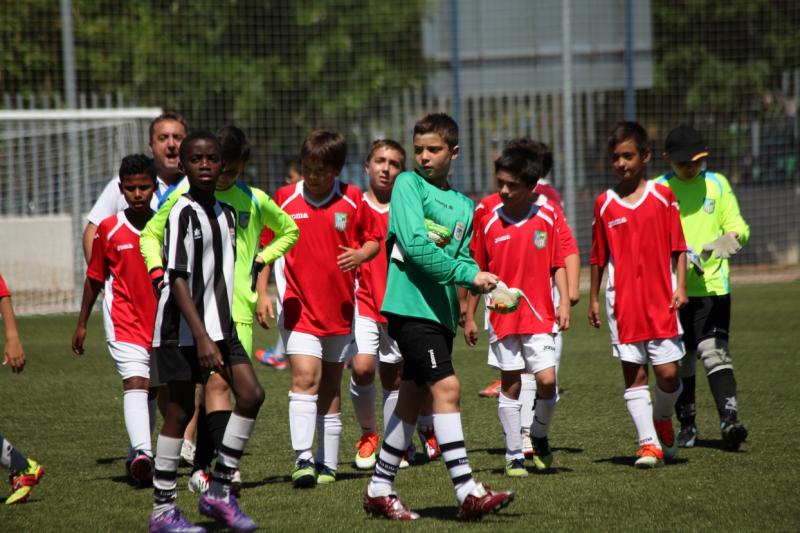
694, 438, 746, 452
96, 456, 126, 465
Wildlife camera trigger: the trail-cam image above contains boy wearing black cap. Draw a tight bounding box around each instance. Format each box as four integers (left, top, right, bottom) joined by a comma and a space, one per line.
655, 125, 750, 451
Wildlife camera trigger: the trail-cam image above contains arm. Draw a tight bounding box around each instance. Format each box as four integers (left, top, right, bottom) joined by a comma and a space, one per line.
463, 291, 482, 347
140, 190, 182, 273
553, 267, 570, 330
172, 276, 223, 369
565, 254, 580, 306
0, 295, 25, 373
82, 224, 98, 264
337, 240, 379, 272
255, 263, 274, 330
255, 193, 299, 266
588, 264, 604, 328
719, 177, 750, 246
72, 278, 104, 356
671, 251, 688, 310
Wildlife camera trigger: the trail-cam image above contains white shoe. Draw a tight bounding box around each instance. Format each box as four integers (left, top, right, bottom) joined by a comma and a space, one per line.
188, 469, 210, 494
180, 440, 196, 465
522, 433, 533, 459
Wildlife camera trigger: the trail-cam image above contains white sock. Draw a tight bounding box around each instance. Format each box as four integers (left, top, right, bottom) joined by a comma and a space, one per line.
653, 382, 683, 420
498, 393, 523, 461
531, 396, 557, 439
123, 389, 152, 455
288, 392, 317, 462
554, 334, 563, 402
417, 413, 433, 434
519, 373, 536, 435
315, 413, 343, 471
624, 386, 659, 448
350, 377, 376, 433
152, 434, 182, 515
382, 389, 399, 434
368, 414, 414, 497
209, 414, 256, 499
433, 412, 476, 504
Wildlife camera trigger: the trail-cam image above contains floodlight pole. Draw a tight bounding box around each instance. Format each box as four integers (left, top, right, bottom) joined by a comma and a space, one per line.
450, 0, 463, 190
561, 0, 576, 224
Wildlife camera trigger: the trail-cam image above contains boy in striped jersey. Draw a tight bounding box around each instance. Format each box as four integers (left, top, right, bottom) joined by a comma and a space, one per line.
149, 132, 263, 533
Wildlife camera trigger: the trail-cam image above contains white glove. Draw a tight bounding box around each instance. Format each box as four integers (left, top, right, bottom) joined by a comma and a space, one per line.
686, 245, 705, 275
702, 232, 741, 260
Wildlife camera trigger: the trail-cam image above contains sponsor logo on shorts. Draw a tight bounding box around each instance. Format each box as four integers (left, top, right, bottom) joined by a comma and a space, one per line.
494, 234, 510, 244
703, 198, 715, 213
454, 222, 465, 241
608, 217, 627, 228
291, 213, 309, 220
238, 211, 250, 228
534, 231, 547, 249
542, 344, 555, 352
116, 243, 134, 251
428, 348, 437, 368
334, 212, 348, 232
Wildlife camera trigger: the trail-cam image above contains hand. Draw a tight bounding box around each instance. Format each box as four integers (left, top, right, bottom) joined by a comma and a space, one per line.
588, 300, 602, 328
72, 327, 87, 356
3, 338, 25, 374
670, 288, 689, 310
463, 319, 479, 347
701, 232, 741, 260
250, 257, 265, 292
569, 290, 580, 307
473, 271, 499, 293
556, 304, 571, 331
150, 268, 165, 297
256, 295, 274, 330
197, 334, 223, 369
336, 245, 365, 272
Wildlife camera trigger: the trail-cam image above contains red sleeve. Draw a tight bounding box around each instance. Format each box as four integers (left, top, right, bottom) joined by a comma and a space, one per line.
553, 206, 579, 257
472, 217, 488, 271
0, 273, 10, 298
667, 189, 687, 252
355, 193, 381, 246
469, 204, 486, 255
86, 221, 108, 282
590, 196, 608, 267
551, 225, 565, 269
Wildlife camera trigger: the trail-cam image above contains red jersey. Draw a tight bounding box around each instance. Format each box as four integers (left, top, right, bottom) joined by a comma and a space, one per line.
271, 180, 380, 336
0, 273, 11, 298
533, 179, 563, 210
473, 203, 565, 337
355, 196, 389, 323
87, 212, 157, 348
590, 181, 686, 344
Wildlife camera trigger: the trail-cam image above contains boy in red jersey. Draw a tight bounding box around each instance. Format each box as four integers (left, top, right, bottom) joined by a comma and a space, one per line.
73, 154, 159, 485
465, 145, 570, 476
268, 130, 380, 487
588, 122, 688, 468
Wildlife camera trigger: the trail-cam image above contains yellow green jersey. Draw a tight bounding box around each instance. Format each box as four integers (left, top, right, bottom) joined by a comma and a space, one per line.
654, 170, 749, 296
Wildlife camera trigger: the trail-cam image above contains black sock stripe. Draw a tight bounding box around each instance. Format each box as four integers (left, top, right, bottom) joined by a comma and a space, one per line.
374, 472, 395, 482
445, 457, 469, 469
381, 442, 405, 458
451, 473, 473, 486
376, 458, 398, 473
218, 444, 243, 460
154, 469, 178, 481
439, 440, 465, 453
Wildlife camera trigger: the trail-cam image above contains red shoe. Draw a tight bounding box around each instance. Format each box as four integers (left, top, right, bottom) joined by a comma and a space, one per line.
457, 483, 514, 521
363, 491, 419, 520
418, 427, 441, 461
478, 380, 502, 398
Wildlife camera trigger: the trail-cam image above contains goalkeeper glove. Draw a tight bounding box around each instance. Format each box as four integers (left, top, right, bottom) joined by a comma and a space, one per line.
702, 232, 741, 260
686, 246, 705, 275
250, 259, 265, 292
424, 218, 452, 248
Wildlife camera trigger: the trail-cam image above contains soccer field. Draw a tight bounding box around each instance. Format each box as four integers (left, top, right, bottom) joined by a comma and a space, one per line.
2, 281, 798, 532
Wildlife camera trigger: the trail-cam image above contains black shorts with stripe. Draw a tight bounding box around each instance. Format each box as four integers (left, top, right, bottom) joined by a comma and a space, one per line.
385, 313, 455, 385
678, 294, 731, 351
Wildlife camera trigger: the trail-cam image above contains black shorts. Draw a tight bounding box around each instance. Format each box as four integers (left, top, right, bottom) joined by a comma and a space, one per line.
386, 314, 455, 386
678, 295, 731, 351
156, 335, 251, 384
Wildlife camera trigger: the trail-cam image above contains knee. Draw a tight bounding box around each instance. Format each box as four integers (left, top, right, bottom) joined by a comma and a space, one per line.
351, 362, 375, 385
292, 373, 318, 393
237, 384, 265, 416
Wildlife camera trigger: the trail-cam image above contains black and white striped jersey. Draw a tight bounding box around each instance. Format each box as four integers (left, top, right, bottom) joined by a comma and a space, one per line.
153, 193, 237, 347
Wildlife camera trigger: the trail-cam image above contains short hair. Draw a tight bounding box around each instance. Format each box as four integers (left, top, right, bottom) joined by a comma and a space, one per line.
494, 147, 544, 187
216, 125, 251, 164
607, 121, 651, 156
413, 113, 458, 148
300, 130, 347, 173
119, 154, 156, 183
179, 130, 221, 165
504, 138, 553, 177
284, 155, 302, 175
149, 111, 187, 141
365, 138, 406, 166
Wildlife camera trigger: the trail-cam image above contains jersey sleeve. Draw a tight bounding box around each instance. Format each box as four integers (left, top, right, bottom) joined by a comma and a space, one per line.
390, 175, 479, 287
165, 205, 193, 278
718, 175, 750, 246
254, 189, 299, 265
471, 216, 488, 271
469, 203, 486, 255
140, 186, 184, 272
590, 197, 609, 267
554, 209, 579, 258
667, 189, 687, 253
356, 195, 382, 246
87, 178, 124, 225
0, 274, 10, 298
86, 221, 109, 282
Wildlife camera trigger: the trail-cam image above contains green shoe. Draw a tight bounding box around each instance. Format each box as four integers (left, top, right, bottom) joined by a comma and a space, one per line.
504, 458, 528, 477
532, 437, 553, 471
292, 459, 316, 488
5, 459, 44, 505
316, 465, 337, 485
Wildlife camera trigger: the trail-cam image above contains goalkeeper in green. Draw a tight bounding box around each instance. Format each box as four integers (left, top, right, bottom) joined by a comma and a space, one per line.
655, 125, 750, 450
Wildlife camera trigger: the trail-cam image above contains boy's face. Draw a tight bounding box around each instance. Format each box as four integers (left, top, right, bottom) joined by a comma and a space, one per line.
610, 139, 651, 182
180, 139, 222, 192
366, 147, 403, 193
302, 158, 337, 196
149, 119, 186, 177
285, 167, 303, 185
414, 133, 458, 182
496, 170, 534, 211
118, 174, 155, 213
669, 156, 705, 181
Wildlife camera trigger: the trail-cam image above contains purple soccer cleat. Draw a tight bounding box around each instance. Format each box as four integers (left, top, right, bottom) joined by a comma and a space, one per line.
149, 508, 206, 533
199, 494, 257, 532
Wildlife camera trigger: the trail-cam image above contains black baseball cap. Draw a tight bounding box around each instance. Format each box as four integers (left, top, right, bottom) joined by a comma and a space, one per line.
664, 125, 709, 162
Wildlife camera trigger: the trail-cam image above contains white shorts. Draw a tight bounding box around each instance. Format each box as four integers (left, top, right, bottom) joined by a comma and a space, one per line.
488, 332, 562, 371
107, 340, 157, 383
488, 334, 557, 374
353, 315, 403, 364
612, 336, 684, 365
280, 328, 353, 363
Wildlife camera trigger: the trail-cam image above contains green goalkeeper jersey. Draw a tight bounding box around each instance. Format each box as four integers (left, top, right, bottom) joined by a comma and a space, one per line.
381, 170, 479, 334
654, 170, 750, 296
140, 180, 298, 324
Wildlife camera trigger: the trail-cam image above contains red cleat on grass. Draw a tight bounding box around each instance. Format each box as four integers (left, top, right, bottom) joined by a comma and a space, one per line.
457, 483, 514, 521
363, 491, 419, 520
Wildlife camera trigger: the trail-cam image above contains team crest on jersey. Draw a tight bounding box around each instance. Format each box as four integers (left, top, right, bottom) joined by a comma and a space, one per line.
534, 231, 547, 249
703, 198, 715, 214
454, 222, 465, 241
334, 212, 348, 232
238, 211, 250, 228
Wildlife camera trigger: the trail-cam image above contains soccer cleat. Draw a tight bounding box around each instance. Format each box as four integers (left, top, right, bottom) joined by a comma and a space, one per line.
504, 458, 528, 477
188, 469, 211, 494
457, 483, 515, 521
531, 436, 553, 471
254, 348, 273, 366
677, 423, 698, 448
654, 418, 678, 460
129, 451, 154, 486
363, 490, 419, 520
522, 433, 534, 460
292, 459, 316, 488
478, 379, 502, 398
180, 440, 196, 466
354, 432, 380, 470
418, 426, 441, 461
720, 417, 748, 451
634, 444, 664, 469
269, 353, 288, 370
230, 469, 242, 496
5, 459, 44, 505
149, 507, 206, 533
199, 494, 257, 533
315, 464, 337, 485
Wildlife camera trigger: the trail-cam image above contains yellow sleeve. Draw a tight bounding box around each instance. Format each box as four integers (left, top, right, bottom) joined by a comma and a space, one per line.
140, 190, 182, 272
255, 190, 299, 265
719, 175, 750, 247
